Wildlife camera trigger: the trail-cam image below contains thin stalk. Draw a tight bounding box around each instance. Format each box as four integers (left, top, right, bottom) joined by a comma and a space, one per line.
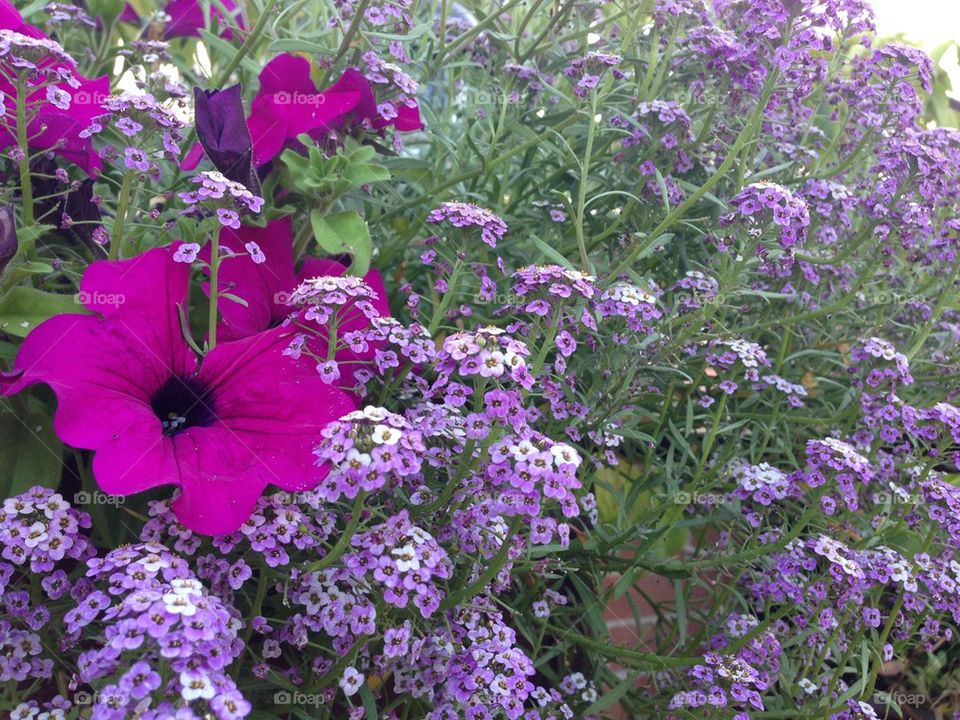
319, 0, 371, 86
231, 565, 269, 679
307, 492, 367, 572
215, 0, 280, 86
15, 77, 33, 229
574, 90, 600, 272
906, 261, 960, 360
609, 70, 779, 280
427, 257, 464, 335
109, 171, 136, 260
292, 217, 315, 261
208, 229, 221, 349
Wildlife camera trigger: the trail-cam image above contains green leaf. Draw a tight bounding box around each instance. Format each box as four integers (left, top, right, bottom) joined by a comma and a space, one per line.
220, 292, 250, 307
583, 670, 641, 714
0, 401, 63, 498
359, 684, 379, 720
530, 235, 575, 269
343, 162, 392, 186
17, 224, 55, 248
266, 38, 332, 55
18, 261, 56, 275
309, 210, 373, 276
0, 287, 89, 338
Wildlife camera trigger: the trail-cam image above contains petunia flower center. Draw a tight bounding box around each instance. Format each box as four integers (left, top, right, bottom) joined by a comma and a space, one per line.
150, 376, 217, 436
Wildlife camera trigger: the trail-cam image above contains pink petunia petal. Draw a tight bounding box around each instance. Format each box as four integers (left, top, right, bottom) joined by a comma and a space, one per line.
172, 327, 357, 533
5, 313, 196, 452
203, 217, 297, 341
80, 244, 190, 318
248, 55, 364, 166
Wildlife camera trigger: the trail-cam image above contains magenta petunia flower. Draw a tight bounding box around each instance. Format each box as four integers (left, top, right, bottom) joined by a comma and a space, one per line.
203, 217, 391, 382
0, 0, 109, 173
1, 245, 356, 535
120, 0, 244, 39
183, 57, 423, 172
247, 55, 423, 166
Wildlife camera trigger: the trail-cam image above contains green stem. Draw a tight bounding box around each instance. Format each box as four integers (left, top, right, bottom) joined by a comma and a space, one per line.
109, 171, 136, 260
427, 257, 464, 335
215, 0, 280, 85
307, 492, 367, 572
319, 0, 371, 86
574, 89, 599, 272
292, 217, 315, 261
608, 70, 779, 280
694, 393, 726, 480
15, 77, 34, 230
231, 564, 269, 679
436, 0, 526, 68
906, 261, 960, 361
208, 228, 221, 349
440, 516, 523, 611
861, 526, 938, 700
530, 311, 561, 377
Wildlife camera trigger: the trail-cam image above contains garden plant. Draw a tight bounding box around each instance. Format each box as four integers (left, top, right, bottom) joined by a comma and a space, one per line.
0, 0, 959, 718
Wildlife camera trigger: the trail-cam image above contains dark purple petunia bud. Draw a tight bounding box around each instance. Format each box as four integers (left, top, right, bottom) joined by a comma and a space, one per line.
193, 84, 262, 196
62, 179, 103, 251
0, 205, 17, 276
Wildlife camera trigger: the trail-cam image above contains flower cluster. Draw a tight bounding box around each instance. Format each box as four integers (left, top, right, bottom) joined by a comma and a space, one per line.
82, 92, 186, 177
391, 601, 573, 719
562, 51, 624, 96
427, 202, 508, 248
178, 171, 265, 228
66, 543, 247, 719
721, 182, 811, 251
438, 327, 532, 387
314, 406, 426, 502
347, 511, 452, 617
1, 486, 94, 572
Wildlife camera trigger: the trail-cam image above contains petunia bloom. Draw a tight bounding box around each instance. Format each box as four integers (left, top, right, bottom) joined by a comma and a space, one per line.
247, 55, 423, 166
0, 0, 108, 173
202, 217, 390, 383
2, 245, 356, 534
119, 0, 244, 39
191, 84, 261, 195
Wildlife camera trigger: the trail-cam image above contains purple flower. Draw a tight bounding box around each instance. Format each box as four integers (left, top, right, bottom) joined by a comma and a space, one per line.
339, 666, 364, 696
427, 202, 508, 248
124, 146, 150, 172
119, 661, 161, 699
189, 84, 261, 195
2, 246, 357, 534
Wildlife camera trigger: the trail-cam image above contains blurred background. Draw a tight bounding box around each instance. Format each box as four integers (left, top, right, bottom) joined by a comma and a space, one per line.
871, 0, 960, 125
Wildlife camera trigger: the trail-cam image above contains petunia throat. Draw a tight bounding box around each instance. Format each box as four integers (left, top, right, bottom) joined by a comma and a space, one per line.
149, 375, 217, 436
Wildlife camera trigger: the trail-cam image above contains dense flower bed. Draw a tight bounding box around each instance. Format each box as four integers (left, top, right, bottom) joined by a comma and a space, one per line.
0, 0, 959, 718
